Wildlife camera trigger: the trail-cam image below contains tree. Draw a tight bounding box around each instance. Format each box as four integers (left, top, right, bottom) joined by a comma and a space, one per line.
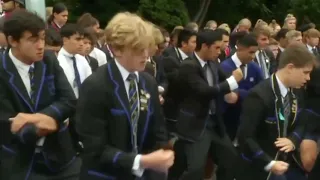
138, 0, 189, 30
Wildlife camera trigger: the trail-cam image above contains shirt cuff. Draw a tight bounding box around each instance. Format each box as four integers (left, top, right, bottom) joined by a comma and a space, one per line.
226, 76, 239, 91
264, 160, 276, 171
132, 155, 144, 177
158, 86, 165, 94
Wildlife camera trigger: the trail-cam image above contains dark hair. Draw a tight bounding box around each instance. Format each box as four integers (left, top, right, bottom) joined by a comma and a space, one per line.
195, 29, 222, 51
45, 28, 62, 47
237, 34, 258, 47
229, 31, 248, 47
47, 3, 67, 24
77, 13, 99, 29
60, 23, 84, 38
177, 29, 197, 48
278, 42, 316, 69
275, 28, 289, 41
4, 10, 45, 41
83, 27, 97, 45
214, 28, 230, 36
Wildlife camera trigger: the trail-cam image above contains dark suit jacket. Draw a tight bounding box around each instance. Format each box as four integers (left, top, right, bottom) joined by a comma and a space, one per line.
96, 43, 113, 62
237, 74, 306, 180
144, 56, 168, 91
86, 55, 99, 72
76, 60, 168, 180
0, 50, 77, 179
162, 47, 183, 122
175, 54, 232, 141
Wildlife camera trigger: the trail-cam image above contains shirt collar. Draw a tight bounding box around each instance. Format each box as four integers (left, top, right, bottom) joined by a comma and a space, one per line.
177, 48, 189, 60
306, 44, 314, 52
9, 48, 33, 73
279, 46, 285, 52
231, 53, 244, 68
114, 58, 139, 82
59, 47, 75, 59
194, 52, 207, 67
275, 74, 288, 97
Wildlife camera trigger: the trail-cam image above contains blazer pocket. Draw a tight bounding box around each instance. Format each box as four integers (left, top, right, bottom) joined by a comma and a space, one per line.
45, 75, 56, 95
88, 170, 116, 179
110, 108, 126, 116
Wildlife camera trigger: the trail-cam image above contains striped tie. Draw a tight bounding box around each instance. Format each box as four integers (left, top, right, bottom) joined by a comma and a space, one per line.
28, 66, 35, 104
71, 56, 81, 89
127, 73, 139, 153
283, 92, 291, 137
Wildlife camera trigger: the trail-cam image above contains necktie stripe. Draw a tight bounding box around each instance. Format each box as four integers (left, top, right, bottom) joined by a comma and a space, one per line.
29, 67, 35, 104
127, 73, 139, 153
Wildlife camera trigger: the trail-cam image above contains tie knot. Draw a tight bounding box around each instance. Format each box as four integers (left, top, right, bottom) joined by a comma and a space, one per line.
71, 56, 76, 61
127, 73, 137, 81
29, 66, 34, 73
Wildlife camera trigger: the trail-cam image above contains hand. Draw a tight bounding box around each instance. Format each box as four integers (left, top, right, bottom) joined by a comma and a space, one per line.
270, 161, 289, 175
224, 92, 238, 104
34, 113, 58, 135
140, 149, 175, 173
159, 95, 165, 105
232, 68, 243, 82
275, 138, 295, 152
10, 113, 40, 133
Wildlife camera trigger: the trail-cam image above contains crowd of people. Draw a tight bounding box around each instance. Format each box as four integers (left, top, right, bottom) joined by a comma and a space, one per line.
1, 0, 320, 180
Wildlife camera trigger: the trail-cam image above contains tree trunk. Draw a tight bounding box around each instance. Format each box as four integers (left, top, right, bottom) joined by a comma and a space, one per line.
192, 0, 207, 22
198, 0, 212, 27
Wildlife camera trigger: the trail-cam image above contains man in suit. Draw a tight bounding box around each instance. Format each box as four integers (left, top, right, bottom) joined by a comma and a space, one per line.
272, 28, 289, 74
220, 33, 263, 141
237, 42, 315, 180
75, 12, 174, 180
144, 25, 168, 94
175, 29, 243, 180
162, 29, 197, 132
0, 10, 80, 180
253, 27, 276, 79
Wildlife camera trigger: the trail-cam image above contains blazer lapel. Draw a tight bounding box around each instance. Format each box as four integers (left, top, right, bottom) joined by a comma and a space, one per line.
33, 61, 46, 111
2, 52, 34, 112
289, 91, 298, 126
107, 61, 130, 118
271, 74, 282, 138
191, 53, 207, 81
137, 74, 152, 151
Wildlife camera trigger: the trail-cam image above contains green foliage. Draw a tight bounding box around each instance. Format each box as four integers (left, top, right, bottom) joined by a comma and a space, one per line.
138, 0, 189, 30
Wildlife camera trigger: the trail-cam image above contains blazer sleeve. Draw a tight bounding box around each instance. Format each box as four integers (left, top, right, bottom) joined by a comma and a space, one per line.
179, 62, 231, 99
0, 79, 17, 145
75, 76, 136, 170
238, 91, 273, 169
150, 78, 169, 148
38, 57, 77, 126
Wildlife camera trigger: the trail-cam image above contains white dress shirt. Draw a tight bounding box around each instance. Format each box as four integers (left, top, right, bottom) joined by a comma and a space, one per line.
232, 53, 247, 79
264, 75, 288, 171
176, 48, 189, 61
306, 44, 316, 54
9, 49, 45, 147
114, 59, 144, 177
57, 47, 92, 98
195, 53, 238, 91
89, 47, 107, 66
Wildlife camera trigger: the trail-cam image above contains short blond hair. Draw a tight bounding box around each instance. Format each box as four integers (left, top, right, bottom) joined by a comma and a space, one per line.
105, 12, 154, 52
304, 28, 320, 38
218, 23, 230, 34
286, 30, 301, 40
